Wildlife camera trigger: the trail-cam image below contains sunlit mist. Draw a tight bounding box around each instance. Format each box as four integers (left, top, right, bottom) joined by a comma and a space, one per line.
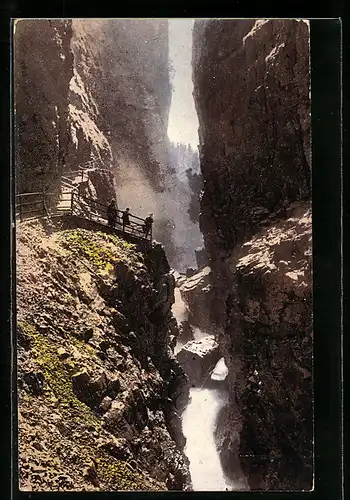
167, 19, 199, 149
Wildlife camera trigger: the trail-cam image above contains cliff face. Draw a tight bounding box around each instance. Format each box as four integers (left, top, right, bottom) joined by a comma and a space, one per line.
14, 19, 172, 210
192, 19, 312, 490
14, 20, 74, 196
70, 20, 171, 192
193, 19, 310, 262
14, 20, 116, 204
17, 219, 191, 491
217, 203, 312, 489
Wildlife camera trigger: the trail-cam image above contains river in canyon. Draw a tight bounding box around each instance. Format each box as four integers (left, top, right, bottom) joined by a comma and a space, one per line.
172, 283, 237, 491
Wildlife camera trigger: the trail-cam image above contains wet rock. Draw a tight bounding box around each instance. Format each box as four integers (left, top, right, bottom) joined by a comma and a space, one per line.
210, 357, 229, 382
167, 408, 186, 450
195, 246, 208, 270
185, 268, 196, 278
176, 336, 221, 386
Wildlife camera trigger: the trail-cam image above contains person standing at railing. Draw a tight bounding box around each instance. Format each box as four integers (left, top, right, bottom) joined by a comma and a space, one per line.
122, 207, 131, 232
107, 199, 117, 228
143, 213, 154, 238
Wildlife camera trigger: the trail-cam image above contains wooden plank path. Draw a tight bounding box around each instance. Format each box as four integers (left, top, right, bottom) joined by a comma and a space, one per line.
15, 166, 152, 244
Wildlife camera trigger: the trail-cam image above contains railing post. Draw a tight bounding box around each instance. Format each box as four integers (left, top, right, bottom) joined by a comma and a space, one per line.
19, 198, 22, 222
71, 190, 74, 214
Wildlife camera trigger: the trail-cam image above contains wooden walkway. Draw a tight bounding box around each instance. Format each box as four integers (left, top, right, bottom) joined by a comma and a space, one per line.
15, 166, 153, 244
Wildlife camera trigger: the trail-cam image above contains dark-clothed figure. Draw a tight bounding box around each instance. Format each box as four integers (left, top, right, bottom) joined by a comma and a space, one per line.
122, 208, 131, 232
143, 213, 154, 238
107, 199, 117, 227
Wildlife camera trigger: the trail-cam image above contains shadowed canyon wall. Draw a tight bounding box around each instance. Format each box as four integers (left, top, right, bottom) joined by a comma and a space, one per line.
192, 19, 312, 490
14, 19, 199, 270
14, 20, 75, 197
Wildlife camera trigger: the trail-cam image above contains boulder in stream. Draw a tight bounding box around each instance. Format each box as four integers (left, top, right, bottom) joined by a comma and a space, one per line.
176, 336, 221, 386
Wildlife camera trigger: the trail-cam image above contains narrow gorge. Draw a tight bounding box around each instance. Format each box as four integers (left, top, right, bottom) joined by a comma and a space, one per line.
14, 18, 312, 492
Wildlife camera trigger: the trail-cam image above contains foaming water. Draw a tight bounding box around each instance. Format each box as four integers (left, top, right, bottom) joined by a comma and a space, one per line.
172, 287, 188, 324
173, 286, 246, 491
182, 387, 233, 491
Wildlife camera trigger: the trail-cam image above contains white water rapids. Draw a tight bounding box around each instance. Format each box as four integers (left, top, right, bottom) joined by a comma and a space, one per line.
172, 283, 236, 491
182, 387, 233, 491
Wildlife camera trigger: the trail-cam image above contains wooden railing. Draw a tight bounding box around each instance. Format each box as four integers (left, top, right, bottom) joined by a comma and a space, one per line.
15, 192, 56, 222
71, 191, 153, 242
15, 190, 153, 243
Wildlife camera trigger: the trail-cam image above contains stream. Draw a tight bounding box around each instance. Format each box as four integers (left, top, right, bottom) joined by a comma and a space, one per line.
172, 283, 235, 491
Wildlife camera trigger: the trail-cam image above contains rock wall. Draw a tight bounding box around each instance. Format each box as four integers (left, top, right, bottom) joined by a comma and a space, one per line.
14, 20, 116, 204
217, 203, 313, 489
193, 19, 310, 262
16, 219, 191, 491
192, 19, 312, 490
14, 20, 74, 196
70, 20, 171, 193
14, 19, 172, 209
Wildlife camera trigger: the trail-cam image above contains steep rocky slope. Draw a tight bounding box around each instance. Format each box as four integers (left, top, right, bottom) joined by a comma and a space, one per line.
215, 202, 312, 489
192, 19, 312, 490
16, 218, 191, 491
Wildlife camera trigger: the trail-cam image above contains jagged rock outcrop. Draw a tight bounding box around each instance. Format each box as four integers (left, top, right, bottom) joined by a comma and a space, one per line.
193, 19, 312, 490
16, 219, 191, 491
218, 203, 312, 489
178, 266, 217, 335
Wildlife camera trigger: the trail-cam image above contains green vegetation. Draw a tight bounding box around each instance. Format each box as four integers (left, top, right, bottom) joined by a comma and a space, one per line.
18, 320, 101, 430
59, 229, 143, 271
17, 320, 162, 491
95, 455, 158, 491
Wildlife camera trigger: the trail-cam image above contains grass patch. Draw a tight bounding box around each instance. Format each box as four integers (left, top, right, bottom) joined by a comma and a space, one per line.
59, 229, 143, 271
95, 454, 159, 491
